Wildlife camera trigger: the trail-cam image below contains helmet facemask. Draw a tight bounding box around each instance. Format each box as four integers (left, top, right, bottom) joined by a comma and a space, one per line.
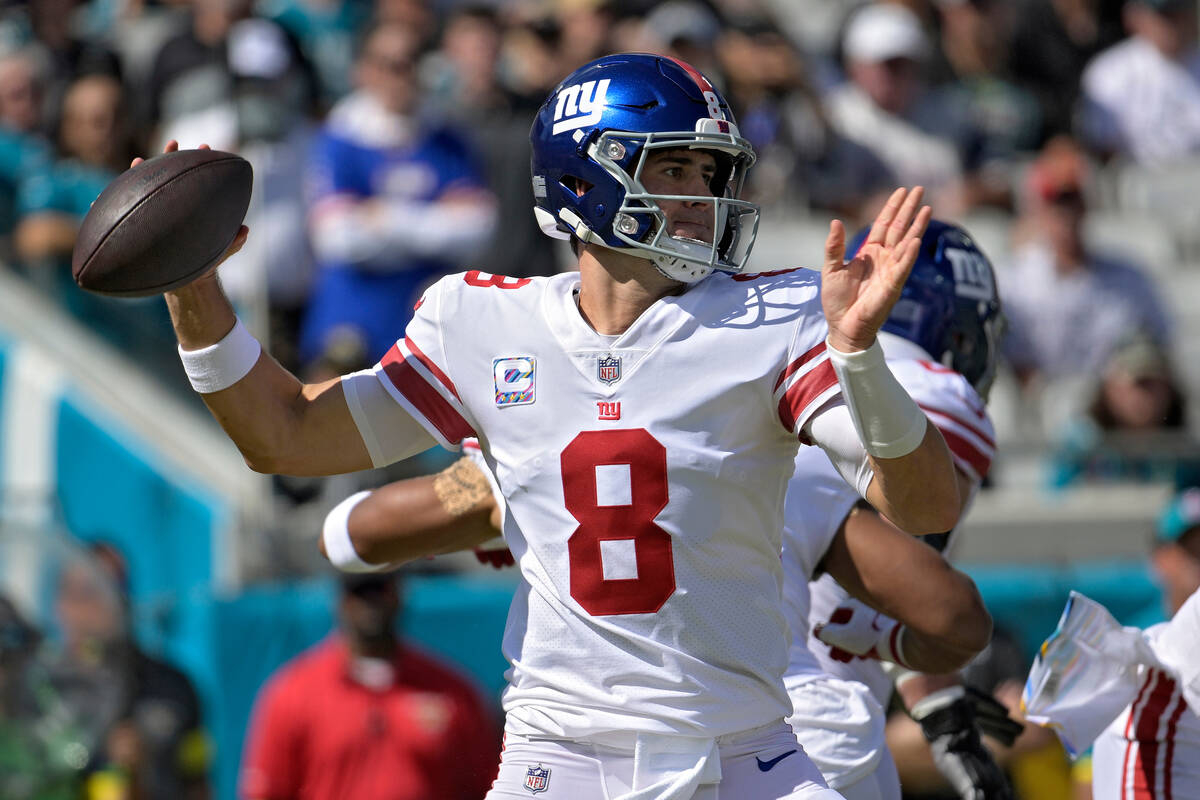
587, 127, 759, 283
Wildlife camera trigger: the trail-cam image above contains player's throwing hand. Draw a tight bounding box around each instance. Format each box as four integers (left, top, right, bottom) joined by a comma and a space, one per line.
822, 187, 932, 353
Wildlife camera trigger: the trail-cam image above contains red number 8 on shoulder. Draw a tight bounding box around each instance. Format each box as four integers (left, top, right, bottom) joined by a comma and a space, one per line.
561, 429, 675, 616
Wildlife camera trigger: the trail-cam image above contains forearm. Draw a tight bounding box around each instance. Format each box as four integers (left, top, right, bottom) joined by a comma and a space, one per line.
322, 457, 500, 569
818, 338, 960, 533
865, 423, 959, 533
896, 625, 982, 674
820, 505, 991, 671
165, 276, 371, 475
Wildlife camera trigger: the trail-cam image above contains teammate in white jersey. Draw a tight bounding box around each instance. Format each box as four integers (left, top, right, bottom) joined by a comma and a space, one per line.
155, 53, 961, 799
781, 221, 1017, 800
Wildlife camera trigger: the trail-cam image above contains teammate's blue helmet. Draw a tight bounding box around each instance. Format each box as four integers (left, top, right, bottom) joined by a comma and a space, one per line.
849, 219, 1005, 398
530, 53, 759, 283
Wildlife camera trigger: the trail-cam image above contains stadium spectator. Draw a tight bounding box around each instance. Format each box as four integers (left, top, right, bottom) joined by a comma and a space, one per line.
422, 5, 558, 279
1150, 487, 1200, 616
0, 48, 52, 247
824, 2, 975, 214
1079, 0, 1200, 165
48, 542, 211, 800
640, 0, 723, 78
1007, 0, 1124, 143
258, 0, 370, 110
1047, 334, 1200, 490
145, 0, 309, 139
24, 0, 122, 124
999, 137, 1171, 390
13, 72, 131, 272
717, 14, 895, 215
300, 21, 495, 370
931, 0, 1042, 208
0, 48, 46, 135
238, 571, 499, 800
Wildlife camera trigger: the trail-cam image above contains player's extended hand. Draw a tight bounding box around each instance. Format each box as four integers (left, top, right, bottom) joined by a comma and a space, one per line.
813, 599, 906, 664
821, 187, 932, 353
130, 140, 249, 275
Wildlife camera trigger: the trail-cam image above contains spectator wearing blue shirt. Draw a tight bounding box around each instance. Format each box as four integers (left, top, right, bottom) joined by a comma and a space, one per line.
301, 22, 495, 372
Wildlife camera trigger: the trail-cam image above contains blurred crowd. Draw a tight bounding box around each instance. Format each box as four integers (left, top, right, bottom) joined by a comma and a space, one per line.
0, 1, 1199, 798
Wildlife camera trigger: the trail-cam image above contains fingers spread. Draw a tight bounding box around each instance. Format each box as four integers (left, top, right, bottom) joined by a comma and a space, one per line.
163, 140, 179, 153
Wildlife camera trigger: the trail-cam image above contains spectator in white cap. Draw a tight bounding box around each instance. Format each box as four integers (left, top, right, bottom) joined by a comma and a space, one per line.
824, 1, 981, 214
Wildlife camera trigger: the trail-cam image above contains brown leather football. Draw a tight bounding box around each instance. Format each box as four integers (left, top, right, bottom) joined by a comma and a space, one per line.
72, 149, 253, 297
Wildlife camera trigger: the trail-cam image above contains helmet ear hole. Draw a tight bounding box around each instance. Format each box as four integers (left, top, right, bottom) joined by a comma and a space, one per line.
561, 175, 593, 198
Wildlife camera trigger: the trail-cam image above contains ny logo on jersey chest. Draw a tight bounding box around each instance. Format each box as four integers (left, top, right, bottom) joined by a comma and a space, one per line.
598, 354, 621, 385
597, 401, 621, 420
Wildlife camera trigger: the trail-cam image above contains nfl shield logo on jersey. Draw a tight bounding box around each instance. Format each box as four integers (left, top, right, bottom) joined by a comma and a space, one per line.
523, 764, 551, 794
598, 354, 621, 385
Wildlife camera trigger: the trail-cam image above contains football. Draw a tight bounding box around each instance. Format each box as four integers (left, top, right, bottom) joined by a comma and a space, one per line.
72, 149, 253, 297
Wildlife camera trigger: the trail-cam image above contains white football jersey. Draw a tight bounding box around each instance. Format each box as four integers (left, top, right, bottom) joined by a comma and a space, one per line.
1092, 589, 1200, 800
784, 334, 996, 705
348, 269, 841, 739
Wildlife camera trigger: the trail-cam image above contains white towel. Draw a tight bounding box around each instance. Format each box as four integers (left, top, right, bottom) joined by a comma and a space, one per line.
1022, 590, 1164, 757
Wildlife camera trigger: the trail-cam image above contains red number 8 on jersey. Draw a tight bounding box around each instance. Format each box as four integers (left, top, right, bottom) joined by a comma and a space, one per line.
561, 429, 676, 616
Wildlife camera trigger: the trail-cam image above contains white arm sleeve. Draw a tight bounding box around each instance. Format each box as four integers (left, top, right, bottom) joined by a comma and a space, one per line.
342, 368, 439, 467
805, 399, 875, 498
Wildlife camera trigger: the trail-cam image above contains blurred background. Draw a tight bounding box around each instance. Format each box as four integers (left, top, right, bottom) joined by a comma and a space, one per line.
0, 0, 1198, 797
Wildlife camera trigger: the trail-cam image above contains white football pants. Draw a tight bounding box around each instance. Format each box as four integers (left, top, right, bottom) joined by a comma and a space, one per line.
485, 720, 846, 800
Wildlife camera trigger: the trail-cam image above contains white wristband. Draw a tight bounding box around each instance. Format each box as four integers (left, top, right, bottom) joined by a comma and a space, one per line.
323, 491, 387, 573
827, 337, 927, 459
178, 318, 262, 394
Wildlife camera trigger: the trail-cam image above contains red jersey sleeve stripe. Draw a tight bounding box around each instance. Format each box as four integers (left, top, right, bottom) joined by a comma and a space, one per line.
919, 404, 995, 449
774, 340, 827, 392
381, 346, 475, 444
405, 336, 461, 401
778, 359, 838, 434
938, 427, 992, 481
1130, 670, 1177, 799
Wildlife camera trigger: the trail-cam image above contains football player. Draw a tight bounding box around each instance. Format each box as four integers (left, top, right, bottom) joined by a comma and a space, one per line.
785, 221, 1019, 800
321, 221, 1011, 800
157, 54, 960, 799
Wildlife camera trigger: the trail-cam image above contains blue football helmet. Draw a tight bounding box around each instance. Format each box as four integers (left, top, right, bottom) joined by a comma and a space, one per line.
530, 53, 759, 283
849, 219, 1005, 398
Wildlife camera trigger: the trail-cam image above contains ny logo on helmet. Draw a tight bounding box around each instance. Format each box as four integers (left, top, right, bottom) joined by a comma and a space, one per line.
943, 247, 995, 302
552, 79, 611, 135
